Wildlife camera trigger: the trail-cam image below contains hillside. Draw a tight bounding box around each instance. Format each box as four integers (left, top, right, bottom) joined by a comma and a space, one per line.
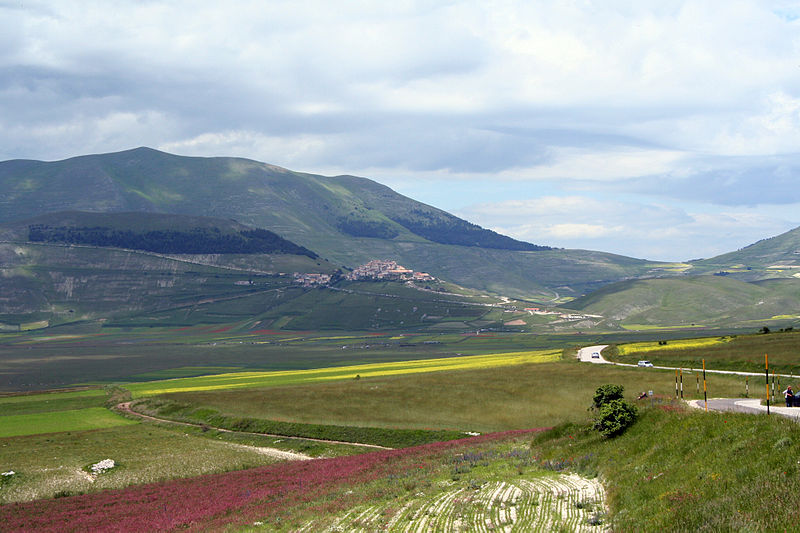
0, 147, 667, 299
562, 275, 800, 329
0, 211, 533, 332
0, 211, 338, 330
689, 225, 800, 279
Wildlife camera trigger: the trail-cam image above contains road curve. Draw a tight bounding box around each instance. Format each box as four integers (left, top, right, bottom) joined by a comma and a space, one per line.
687, 398, 800, 421
577, 345, 612, 364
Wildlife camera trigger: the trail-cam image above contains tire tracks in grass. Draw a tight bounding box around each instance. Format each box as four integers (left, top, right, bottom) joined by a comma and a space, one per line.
302, 475, 607, 532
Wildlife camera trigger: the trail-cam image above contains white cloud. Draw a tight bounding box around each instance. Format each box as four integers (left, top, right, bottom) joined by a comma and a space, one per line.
159, 130, 330, 166
545, 223, 616, 239
458, 195, 798, 261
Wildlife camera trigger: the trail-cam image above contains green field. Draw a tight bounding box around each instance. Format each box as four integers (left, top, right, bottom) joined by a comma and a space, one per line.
135, 357, 747, 435
0, 423, 331, 503
0, 326, 596, 392
0, 407, 136, 438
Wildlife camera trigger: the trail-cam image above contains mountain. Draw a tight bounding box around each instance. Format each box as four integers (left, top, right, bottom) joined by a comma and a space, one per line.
688, 226, 800, 279
0, 147, 669, 299
0, 147, 544, 252
562, 275, 800, 330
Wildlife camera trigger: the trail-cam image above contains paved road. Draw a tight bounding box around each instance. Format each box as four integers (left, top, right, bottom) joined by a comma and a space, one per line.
686, 397, 800, 420
577, 345, 798, 379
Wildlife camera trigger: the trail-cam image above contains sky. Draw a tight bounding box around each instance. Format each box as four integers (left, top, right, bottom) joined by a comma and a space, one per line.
2, 1, 800, 261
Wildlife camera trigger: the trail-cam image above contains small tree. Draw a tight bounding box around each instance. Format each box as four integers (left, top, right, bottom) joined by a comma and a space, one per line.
590, 384, 637, 438
593, 399, 638, 438
592, 384, 624, 410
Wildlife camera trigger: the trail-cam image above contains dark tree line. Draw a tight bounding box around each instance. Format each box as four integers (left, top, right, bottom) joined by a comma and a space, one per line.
392, 210, 550, 251
28, 225, 318, 258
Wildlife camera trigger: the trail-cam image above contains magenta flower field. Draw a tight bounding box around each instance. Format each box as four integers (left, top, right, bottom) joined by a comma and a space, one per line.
1, 429, 544, 532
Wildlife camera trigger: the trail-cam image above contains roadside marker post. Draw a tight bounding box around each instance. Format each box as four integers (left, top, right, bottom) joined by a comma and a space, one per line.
680, 368, 683, 400
703, 359, 708, 412
745, 376, 749, 398
766, 354, 770, 416
772, 369, 776, 405
675, 369, 678, 399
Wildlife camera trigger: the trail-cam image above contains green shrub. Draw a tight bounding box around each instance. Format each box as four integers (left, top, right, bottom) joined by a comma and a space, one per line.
593, 399, 637, 438
591, 384, 624, 410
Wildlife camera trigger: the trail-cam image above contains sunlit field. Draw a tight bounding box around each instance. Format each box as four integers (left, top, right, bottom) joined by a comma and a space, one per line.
0, 407, 136, 438
126, 349, 562, 397
617, 336, 732, 355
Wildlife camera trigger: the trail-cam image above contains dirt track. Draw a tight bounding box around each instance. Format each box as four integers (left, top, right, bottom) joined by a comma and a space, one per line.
115, 401, 392, 452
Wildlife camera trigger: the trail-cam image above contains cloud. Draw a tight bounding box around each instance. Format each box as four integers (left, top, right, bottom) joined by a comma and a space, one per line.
2, 1, 800, 260
610, 154, 800, 206
458, 195, 798, 261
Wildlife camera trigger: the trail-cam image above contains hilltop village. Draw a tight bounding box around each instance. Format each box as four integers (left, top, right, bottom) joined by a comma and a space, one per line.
346, 260, 435, 282
293, 259, 434, 287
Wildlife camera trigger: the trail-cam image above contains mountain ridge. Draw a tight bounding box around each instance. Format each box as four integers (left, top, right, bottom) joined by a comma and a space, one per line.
0, 147, 664, 299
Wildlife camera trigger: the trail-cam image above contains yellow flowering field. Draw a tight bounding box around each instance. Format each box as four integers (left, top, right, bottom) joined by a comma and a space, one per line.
127, 349, 561, 397
617, 337, 731, 356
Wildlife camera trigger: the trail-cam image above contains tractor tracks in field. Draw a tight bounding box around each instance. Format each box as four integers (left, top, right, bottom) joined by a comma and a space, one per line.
115, 402, 392, 454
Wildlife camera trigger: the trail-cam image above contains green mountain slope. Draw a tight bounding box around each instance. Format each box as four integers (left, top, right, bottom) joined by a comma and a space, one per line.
689, 226, 800, 279
563, 275, 800, 329
0, 147, 665, 299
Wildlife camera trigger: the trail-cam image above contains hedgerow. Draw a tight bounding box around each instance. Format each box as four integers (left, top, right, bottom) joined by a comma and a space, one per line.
132, 398, 466, 448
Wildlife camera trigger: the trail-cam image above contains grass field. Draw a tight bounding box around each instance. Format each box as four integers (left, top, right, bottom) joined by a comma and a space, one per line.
137, 356, 748, 434
8, 401, 800, 531
0, 407, 137, 438
0, 424, 306, 504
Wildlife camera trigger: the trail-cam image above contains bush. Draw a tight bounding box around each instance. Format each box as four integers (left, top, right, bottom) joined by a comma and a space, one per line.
591, 384, 624, 410
593, 399, 637, 438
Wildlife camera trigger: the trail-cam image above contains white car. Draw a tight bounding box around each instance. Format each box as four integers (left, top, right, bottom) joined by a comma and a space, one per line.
591, 352, 600, 359
637, 360, 654, 367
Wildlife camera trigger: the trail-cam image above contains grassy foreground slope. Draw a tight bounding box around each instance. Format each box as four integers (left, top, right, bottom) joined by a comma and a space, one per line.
535, 405, 800, 532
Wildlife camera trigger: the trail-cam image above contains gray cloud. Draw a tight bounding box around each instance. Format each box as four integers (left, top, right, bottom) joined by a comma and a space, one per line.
596, 155, 800, 206
2, 1, 800, 259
